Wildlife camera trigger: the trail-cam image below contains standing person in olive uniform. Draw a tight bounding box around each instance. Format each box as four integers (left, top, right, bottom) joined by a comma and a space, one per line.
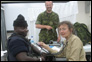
38, 21, 87, 61
36, 1, 60, 44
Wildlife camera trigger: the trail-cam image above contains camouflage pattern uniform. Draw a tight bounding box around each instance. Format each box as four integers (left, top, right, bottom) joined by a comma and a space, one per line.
36, 11, 59, 44
73, 22, 91, 45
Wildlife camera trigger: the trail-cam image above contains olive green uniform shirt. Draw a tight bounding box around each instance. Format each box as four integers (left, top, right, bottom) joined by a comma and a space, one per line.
47, 34, 87, 61
36, 11, 59, 44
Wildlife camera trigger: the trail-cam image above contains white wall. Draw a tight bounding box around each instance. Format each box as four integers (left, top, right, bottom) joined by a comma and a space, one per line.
76, 1, 91, 33
89, 1, 91, 33
2, 2, 78, 43
2, 1, 91, 43
2, 4, 31, 31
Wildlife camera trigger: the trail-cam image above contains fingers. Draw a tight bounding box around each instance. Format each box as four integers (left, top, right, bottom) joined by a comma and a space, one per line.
46, 26, 53, 30
38, 42, 44, 46
48, 26, 52, 30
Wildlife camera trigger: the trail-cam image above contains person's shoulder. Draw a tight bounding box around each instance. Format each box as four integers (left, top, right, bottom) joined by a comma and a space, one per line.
11, 36, 22, 40
72, 34, 83, 44
9, 36, 24, 43
71, 34, 79, 41
72, 34, 80, 40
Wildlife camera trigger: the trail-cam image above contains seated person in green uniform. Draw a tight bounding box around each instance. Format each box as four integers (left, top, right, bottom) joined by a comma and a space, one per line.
7, 14, 45, 61
35, 1, 60, 44
38, 21, 87, 61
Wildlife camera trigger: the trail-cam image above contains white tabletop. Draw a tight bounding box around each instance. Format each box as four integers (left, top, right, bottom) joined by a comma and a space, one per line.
50, 44, 91, 53
1, 44, 91, 57
83, 44, 91, 52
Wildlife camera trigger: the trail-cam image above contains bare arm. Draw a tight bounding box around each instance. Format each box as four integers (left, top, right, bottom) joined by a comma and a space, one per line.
15, 44, 45, 61
36, 24, 46, 29
16, 52, 40, 61
36, 24, 52, 30
31, 44, 41, 55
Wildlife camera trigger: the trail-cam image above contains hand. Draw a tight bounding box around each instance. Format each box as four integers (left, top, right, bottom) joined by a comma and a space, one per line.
38, 42, 44, 46
38, 42, 49, 49
46, 26, 52, 30
57, 36, 61, 43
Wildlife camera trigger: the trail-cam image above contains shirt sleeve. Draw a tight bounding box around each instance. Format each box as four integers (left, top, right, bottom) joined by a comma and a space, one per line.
68, 38, 82, 61
47, 46, 65, 58
9, 38, 29, 57
56, 14, 60, 28
35, 13, 42, 24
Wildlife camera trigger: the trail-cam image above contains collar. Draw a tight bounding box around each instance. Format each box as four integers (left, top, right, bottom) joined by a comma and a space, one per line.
44, 11, 53, 15
67, 34, 73, 42
65, 34, 73, 44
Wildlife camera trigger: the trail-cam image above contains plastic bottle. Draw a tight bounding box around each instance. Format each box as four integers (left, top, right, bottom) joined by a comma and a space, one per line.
30, 36, 34, 44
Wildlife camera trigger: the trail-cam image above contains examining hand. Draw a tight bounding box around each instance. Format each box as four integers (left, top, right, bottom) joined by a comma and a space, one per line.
38, 42, 49, 49
38, 42, 46, 48
38, 42, 44, 46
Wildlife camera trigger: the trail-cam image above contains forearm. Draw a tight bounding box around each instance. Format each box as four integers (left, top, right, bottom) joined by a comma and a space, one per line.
31, 44, 41, 55
16, 52, 40, 61
24, 56, 40, 61
36, 24, 47, 29
44, 45, 65, 58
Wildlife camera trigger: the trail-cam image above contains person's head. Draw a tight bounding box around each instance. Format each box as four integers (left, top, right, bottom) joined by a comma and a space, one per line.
45, 1, 53, 13
58, 21, 74, 39
13, 14, 28, 37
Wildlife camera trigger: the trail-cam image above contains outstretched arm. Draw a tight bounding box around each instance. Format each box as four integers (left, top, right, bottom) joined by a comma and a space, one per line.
30, 44, 41, 55
16, 52, 40, 61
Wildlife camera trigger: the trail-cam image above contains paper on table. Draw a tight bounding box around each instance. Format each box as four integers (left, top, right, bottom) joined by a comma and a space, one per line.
49, 46, 61, 52
83, 44, 91, 52
49, 44, 91, 53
